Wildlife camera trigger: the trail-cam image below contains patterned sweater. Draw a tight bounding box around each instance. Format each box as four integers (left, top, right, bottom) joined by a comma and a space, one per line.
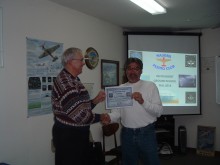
51, 69, 100, 127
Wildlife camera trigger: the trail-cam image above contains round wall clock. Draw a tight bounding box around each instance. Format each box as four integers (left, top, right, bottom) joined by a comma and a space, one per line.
85, 47, 99, 69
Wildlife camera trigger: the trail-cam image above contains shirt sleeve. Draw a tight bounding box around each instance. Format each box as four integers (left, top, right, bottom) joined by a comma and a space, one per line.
108, 108, 121, 123
141, 83, 163, 117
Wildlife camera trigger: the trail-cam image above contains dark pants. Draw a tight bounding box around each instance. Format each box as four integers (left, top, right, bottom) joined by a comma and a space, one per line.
52, 123, 90, 165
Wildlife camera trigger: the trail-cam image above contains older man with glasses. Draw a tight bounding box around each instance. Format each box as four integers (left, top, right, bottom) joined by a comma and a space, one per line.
52, 47, 106, 165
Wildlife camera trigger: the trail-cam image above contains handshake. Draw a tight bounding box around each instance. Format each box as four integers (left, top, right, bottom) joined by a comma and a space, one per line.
100, 113, 111, 125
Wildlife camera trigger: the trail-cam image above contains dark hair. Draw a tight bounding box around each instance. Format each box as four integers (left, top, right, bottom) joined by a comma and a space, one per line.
124, 58, 143, 70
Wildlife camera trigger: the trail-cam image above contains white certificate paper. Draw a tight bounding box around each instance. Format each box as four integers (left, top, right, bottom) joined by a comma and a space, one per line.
105, 86, 133, 109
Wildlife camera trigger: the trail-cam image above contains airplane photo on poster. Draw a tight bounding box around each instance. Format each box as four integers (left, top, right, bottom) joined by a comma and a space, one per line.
39, 44, 60, 62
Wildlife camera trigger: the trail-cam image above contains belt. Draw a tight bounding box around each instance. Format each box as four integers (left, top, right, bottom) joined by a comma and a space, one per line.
123, 123, 155, 132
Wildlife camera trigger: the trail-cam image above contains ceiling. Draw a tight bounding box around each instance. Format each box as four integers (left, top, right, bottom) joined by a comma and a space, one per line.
50, 0, 220, 32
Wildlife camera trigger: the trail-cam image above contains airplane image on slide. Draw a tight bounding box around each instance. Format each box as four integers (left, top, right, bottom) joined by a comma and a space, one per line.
39, 44, 60, 62
157, 57, 171, 67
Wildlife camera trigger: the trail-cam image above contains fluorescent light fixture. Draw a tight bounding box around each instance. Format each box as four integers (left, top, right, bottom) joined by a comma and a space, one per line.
130, 0, 166, 15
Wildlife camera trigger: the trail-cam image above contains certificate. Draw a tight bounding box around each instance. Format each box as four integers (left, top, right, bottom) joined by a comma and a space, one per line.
105, 86, 133, 109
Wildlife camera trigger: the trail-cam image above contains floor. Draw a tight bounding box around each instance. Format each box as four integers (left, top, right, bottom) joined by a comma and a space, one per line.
108, 148, 220, 165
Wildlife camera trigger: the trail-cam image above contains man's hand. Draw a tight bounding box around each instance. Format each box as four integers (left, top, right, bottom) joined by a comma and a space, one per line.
132, 92, 144, 104
100, 113, 111, 125
92, 90, 106, 104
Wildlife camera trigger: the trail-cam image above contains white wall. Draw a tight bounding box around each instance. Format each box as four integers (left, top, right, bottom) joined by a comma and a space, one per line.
0, 0, 220, 165
0, 0, 125, 164
175, 28, 220, 151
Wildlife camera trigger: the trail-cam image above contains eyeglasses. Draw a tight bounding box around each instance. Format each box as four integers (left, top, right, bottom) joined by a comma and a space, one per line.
72, 57, 89, 62
126, 66, 141, 71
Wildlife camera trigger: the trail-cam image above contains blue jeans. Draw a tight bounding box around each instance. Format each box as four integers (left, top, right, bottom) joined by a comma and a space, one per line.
121, 123, 160, 165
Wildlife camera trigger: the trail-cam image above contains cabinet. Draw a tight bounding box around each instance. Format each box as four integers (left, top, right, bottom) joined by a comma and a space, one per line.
155, 115, 175, 150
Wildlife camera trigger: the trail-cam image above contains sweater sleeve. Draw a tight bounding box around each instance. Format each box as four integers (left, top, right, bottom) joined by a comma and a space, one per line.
52, 71, 100, 126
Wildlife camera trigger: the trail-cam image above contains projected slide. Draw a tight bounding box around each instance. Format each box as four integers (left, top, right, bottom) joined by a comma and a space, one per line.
126, 33, 201, 115
129, 50, 198, 107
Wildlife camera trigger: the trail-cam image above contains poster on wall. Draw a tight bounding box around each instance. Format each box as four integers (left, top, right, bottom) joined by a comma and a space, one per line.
26, 37, 63, 117
0, 7, 3, 68
197, 125, 216, 157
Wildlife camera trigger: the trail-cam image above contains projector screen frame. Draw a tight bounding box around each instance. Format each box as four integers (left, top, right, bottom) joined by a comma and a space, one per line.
124, 31, 202, 116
